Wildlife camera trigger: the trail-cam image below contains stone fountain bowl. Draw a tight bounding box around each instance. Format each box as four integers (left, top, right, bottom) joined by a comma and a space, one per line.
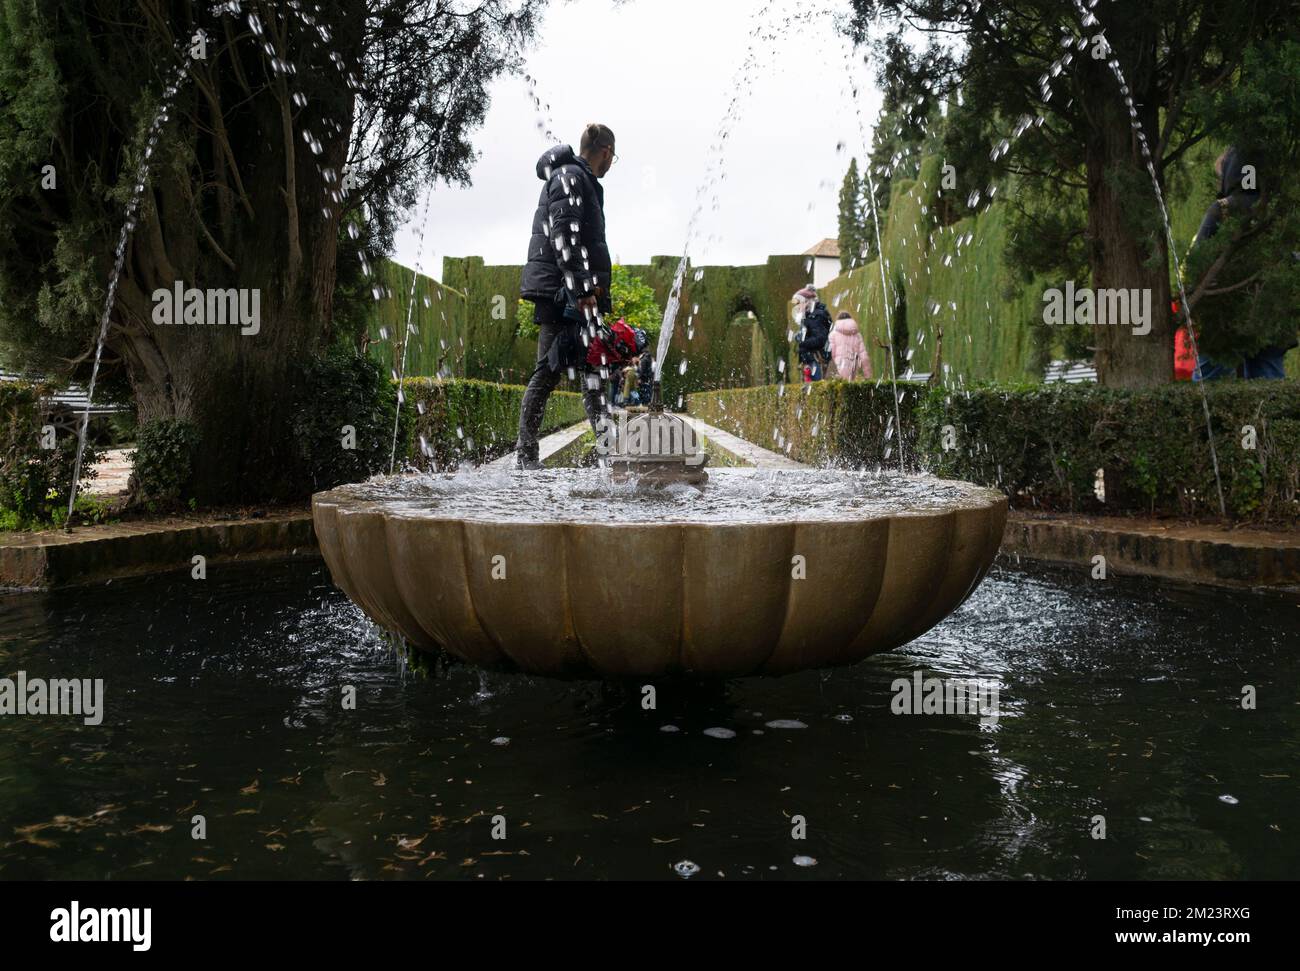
312, 470, 1007, 679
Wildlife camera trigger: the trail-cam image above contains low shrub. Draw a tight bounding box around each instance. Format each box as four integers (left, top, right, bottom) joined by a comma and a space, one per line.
1, 380, 101, 528
131, 418, 201, 508
920, 380, 1300, 522
291, 347, 409, 492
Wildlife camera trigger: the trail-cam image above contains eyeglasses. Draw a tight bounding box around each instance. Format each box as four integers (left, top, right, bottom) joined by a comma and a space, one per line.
607, 147, 619, 165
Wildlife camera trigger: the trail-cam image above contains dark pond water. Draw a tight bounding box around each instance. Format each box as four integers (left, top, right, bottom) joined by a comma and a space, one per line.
1, 558, 1296, 880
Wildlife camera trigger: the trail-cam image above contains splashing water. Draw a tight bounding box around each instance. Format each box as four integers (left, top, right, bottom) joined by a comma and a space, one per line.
523, 73, 557, 144
655, 257, 689, 387
327, 466, 997, 525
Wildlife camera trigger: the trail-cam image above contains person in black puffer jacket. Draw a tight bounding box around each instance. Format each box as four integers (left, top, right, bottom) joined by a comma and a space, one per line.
793, 286, 832, 382
514, 124, 617, 469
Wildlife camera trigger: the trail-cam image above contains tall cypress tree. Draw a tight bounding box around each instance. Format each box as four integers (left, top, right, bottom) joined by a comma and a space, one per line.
838, 158, 866, 274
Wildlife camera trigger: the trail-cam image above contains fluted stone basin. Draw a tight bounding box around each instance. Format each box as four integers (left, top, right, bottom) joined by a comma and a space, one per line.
312, 468, 1007, 678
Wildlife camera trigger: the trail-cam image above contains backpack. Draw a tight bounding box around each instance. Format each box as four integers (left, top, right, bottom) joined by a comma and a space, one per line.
587, 319, 639, 369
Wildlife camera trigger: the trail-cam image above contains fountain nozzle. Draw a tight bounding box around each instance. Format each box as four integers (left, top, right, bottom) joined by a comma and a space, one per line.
649, 379, 663, 413
606, 401, 708, 489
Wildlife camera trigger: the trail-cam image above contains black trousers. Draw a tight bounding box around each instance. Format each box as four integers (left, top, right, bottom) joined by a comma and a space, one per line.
516, 302, 606, 453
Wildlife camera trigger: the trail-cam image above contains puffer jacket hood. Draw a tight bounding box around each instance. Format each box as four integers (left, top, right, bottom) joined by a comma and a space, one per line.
833, 317, 860, 336
520, 144, 612, 313
537, 144, 581, 180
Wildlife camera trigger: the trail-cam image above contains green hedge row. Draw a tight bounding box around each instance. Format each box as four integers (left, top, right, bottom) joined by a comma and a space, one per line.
689, 380, 1300, 523
920, 381, 1300, 521
371, 145, 1300, 400
402, 377, 586, 469
817, 153, 1229, 384
373, 253, 812, 397
442, 257, 530, 380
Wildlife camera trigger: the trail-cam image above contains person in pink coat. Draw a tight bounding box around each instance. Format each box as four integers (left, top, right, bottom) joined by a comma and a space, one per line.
829, 312, 872, 380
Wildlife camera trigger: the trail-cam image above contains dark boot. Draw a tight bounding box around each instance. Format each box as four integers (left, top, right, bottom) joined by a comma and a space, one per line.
515, 443, 542, 470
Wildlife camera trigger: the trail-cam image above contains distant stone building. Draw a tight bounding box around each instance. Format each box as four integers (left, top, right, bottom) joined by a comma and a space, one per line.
803, 238, 840, 290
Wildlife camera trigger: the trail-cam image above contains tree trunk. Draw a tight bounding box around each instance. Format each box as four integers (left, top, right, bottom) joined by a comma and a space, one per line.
1083, 30, 1173, 389
110, 63, 351, 505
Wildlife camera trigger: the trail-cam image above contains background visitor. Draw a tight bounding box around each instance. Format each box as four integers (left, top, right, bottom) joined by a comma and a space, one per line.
829, 311, 871, 380
794, 286, 832, 382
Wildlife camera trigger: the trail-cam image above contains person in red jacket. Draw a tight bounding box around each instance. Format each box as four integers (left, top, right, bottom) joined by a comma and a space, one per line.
1172, 302, 1196, 381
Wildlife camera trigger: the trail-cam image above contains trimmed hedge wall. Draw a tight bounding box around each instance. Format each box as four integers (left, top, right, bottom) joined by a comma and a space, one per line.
619, 254, 810, 407
689, 380, 1300, 523
820, 156, 1045, 385
367, 259, 468, 381
442, 257, 530, 381
401, 377, 586, 469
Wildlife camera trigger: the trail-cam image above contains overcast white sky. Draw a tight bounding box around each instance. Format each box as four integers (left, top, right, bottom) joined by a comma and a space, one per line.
394, 0, 884, 279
